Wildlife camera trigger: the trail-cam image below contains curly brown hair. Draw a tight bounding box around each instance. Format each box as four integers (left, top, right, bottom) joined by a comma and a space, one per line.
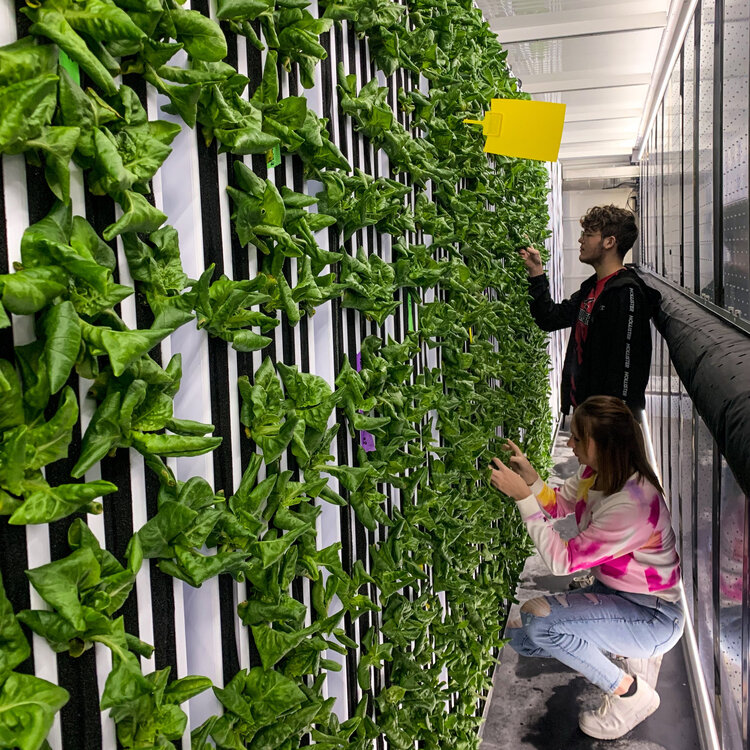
580, 205, 638, 259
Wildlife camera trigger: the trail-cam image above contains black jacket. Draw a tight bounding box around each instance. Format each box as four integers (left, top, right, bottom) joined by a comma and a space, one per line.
528, 267, 661, 414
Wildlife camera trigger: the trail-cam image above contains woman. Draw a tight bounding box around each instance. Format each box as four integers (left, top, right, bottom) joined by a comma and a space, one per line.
489, 395, 684, 740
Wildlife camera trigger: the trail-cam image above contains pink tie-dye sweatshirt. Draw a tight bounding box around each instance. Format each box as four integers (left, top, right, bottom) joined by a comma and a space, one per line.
516, 466, 681, 602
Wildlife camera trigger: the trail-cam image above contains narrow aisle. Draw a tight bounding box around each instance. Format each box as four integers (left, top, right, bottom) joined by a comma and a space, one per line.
480, 428, 700, 750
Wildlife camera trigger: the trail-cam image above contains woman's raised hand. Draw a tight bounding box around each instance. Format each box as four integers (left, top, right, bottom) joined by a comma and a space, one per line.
489, 457, 532, 502
503, 439, 539, 486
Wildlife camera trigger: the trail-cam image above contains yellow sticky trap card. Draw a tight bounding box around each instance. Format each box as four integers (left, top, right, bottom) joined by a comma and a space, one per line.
464, 98, 566, 162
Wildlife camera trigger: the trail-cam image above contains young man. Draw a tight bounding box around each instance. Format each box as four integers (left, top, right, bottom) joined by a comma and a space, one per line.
520, 205, 660, 418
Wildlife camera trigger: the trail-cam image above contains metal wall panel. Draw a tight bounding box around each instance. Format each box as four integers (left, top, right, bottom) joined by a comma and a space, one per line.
694, 415, 716, 701
683, 21, 696, 292
722, 0, 750, 320
639, 6, 750, 744
666, 62, 682, 284
718, 458, 746, 746
698, 0, 716, 297
678, 378, 695, 621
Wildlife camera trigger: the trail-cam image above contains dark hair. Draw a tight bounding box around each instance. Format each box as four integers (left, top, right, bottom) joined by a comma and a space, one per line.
571, 395, 663, 496
580, 205, 638, 259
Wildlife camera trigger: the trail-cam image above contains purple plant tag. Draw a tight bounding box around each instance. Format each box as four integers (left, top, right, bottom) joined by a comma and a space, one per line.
356, 352, 376, 452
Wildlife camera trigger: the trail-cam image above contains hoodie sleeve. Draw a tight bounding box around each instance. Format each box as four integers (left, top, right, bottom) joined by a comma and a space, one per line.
515, 485, 656, 576
597, 283, 653, 405
527, 274, 580, 332
526, 473, 580, 519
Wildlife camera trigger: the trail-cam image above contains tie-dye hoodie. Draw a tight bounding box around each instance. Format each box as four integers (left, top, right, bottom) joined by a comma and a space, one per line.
515, 465, 681, 602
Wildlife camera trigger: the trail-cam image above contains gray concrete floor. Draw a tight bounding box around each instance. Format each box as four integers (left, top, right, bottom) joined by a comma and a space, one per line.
480, 427, 700, 750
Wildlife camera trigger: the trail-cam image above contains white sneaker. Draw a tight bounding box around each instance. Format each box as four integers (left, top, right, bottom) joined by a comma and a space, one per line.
579, 678, 660, 740
622, 654, 663, 689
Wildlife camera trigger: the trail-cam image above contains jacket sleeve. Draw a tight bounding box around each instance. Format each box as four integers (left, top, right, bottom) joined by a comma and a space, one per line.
515, 486, 655, 576
527, 274, 579, 332
597, 284, 652, 403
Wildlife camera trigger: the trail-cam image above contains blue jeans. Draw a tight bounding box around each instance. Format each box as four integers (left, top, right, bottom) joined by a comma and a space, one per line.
507, 580, 685, 693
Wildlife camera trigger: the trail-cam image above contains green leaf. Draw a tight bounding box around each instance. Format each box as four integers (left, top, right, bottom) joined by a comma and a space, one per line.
82, 321, 172, 377
1, 267, 67, 315
98, 619, 153, 709
103, 191, 167, 241
319, 464, 371, 492
25, 125, 81, 202
237, 596, 307, 627
216, 0, 273, 20
0, 427, 27, 496
0, 73, 58, 153
137, 500, 198, 558
0, 360, 24, 431
41, 302, 81, 394
25, 386, 79, 470
10, 480, 115, 525
0, 38, 57, 87
0, 571, 30, 675
165, 417, 215, 436
0, 672, 69, 750
170, 7, 228, 62
132, 432, 222, 458
249, 525, 309, 569
230, 329, 272, 352
251, 624, 309, 670
22, 7, 118, 95
131, 391, 173, 432
246, 700, 320, 749
25, 547, 101, 631
72, 391, 122, 478
244, 666, 306, 723
164, 674, 213, 705
61, 0, 146, 42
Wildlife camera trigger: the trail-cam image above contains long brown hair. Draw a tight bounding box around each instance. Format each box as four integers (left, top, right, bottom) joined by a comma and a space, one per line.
571, 396, 664, 496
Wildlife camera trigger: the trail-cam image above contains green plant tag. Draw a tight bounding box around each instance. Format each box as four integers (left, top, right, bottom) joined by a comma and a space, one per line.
59, 50, 80, 85
266, 144, 281, 169
406, 292, 414, 332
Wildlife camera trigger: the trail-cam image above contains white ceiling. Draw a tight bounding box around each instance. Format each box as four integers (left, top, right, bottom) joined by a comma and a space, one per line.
474, 0, 678, 182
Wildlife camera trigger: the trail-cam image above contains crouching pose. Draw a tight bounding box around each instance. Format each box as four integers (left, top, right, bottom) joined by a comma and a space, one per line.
489, 396, 684, 740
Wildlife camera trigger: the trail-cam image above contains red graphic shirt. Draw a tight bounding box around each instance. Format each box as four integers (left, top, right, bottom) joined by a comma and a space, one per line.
570, 269, 623, 406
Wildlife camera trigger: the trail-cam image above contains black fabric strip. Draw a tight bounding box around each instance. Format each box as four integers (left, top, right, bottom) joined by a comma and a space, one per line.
32, 200, 101, 750
24, 161, 55, 224
333, 27, 349, 163
207, 336, 236, 494
185, 36, 246, 685
98, 453, 139, 636
357, 41, 372, 178
319, 32, 334, 130
247, 23, 264, 94
144, 467, 178, 674
0, 162, 12, 360
218, 573, 240, 684
194, 134, 237, 499
56, 648, 103, 749
0, 523, 32, 674
225, 152, 259, 483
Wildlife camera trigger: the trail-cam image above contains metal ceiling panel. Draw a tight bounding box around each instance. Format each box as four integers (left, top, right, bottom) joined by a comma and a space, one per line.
501, 28, 663, 80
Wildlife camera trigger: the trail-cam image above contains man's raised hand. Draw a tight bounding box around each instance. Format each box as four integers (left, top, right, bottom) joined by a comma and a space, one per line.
519, 246, 544, 277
